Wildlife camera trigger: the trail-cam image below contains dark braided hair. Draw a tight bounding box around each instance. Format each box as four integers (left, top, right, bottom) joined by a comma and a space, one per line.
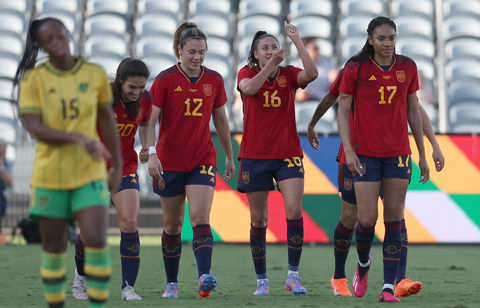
347, 16, 397, 63
12, 18, 68, 96
247, 31, 279, 68
173, 21, 207, 60
112, 57, 149, 120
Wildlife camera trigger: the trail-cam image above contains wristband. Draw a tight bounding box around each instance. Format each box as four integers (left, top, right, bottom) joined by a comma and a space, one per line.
148, 146, 156, 155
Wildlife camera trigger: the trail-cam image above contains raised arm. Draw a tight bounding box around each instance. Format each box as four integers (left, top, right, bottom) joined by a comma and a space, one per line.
212, 105, 235, 181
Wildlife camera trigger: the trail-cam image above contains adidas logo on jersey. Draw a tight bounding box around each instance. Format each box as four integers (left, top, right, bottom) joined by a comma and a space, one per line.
369, 75, 376, 80
174, 86, 182, 91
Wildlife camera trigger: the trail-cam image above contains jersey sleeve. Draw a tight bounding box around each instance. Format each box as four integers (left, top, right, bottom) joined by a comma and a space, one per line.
19, 70, 41, 114
339, 63, 358, 96
329, 69, 343, 97
286, 65, 304, 90
407, 63, 420, 94
97, 69, 113, 107
237, 66, 253, 91
140, 91, 153, 123
150, 74, 168, 109
214, 76, 227, 108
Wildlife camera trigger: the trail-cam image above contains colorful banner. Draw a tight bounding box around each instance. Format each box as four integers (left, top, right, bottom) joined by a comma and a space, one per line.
180, 134, 480, 243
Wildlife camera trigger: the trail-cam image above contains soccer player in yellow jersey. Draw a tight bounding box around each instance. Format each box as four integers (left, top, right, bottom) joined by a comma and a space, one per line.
13, 17, 121, 308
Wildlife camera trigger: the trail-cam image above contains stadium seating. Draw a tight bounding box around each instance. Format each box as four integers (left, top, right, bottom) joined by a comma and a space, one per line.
0, 79, 14, 101
189, 13, 232, 38
396, 15, 434, 39
443, 0, 480, 18
35, 0, 80, 14
238, 0, 283, 18
83, 34, 129, 58
289, 0, 334, 20
340, 0, 385, 17
449, 102, 480, 125
86, 0, 133, 16
445, 59, 480, 82
135, 34, 173, 58
445, 38, 480, 60
442, 16, 480, 41
291, 16, 332, 40
391, 0, 434, 19
190, 0, 232, 16
137, 0, 184, 17
0, 11, 26, 34
0, 32, 24, 56
135, 12, 179, 37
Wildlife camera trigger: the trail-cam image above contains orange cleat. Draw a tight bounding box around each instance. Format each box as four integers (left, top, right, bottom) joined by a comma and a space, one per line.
394, 278, 422, 297
330, 277, 352, 296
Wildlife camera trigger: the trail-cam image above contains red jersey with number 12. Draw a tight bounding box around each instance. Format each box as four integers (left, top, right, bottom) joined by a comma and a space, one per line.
150, 64, 227, 172
237, 65, 304, 159
339, 55, 419, 157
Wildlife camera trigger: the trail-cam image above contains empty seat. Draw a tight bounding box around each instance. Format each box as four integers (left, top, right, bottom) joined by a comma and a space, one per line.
414, 57, 435, 81
396, 38, 435, 59
137, 0, 184, 17
443, 0, 480, 18
291, 16, 332, 39
135, 35, 173, 58
445, 59, 480, 81
339, 37, 365, 64
0, 98, 15, 120
0, 79, 14, 100
135, 12, 178, 36
451, 121, 480, 133
340, 0, 385, 17
443, 16, 480, 41
339, 16, 372, 38
0, 0, 31, 14
445, 38, 480, 60
141, 56, 177, 76
237, 15, 281, 38
289, 0, 334, 19
0, 11, 25, 34
449, 102, 480, 124
0, 32, 24, 56
0, 121, 16, 144
202, 55, 231, 79
190, 13, 232, 38
206, 37, 231, 58
83, 34, 129, 58
396, 15, 434, 39
86, 0, 132, 16
0, 55, 19, 79
391, 0, 434, 19
36, 0, 80, 13
447, 81, 480, 105
35, 10, 79, 36
238, 0, 282, 18
84, 13, 128, 36
189, 0, 232, 16
87, 54, 124, 78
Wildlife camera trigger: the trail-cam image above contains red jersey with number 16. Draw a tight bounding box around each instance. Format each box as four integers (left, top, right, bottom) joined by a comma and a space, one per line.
237, 65, 304, 159
339, 55, 419, 157
111, 91, 152, 175
150, 64, 227, 172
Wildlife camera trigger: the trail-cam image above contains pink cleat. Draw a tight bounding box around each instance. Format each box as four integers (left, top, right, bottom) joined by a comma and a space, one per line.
351, 260, 370, 297
379, 291, 401, 302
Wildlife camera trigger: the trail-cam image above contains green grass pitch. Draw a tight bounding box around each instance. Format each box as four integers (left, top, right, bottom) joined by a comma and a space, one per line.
1, 242, 479, 307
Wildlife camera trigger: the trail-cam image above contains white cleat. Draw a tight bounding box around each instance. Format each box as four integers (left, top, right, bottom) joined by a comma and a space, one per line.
72, 269, 88, 300
121, 281, 142, 301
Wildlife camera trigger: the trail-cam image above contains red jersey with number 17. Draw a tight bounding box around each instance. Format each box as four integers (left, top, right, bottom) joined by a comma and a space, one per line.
150, 64, 227, 172
237, 65, 304, 159
112, 91, 153, 175
339, 55, 419, 157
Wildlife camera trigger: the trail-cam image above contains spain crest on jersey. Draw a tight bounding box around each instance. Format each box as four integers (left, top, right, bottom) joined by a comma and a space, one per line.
242, 171, 250, 184
277, 75, 287, 87
203, 84, 212, 96
396, 70, 406, 83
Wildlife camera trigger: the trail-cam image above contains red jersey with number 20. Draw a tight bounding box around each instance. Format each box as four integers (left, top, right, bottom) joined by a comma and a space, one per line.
339, 55, 419, 157
150, 64, 227, 172
237, 65, 304, 159
113, 91, 153, 175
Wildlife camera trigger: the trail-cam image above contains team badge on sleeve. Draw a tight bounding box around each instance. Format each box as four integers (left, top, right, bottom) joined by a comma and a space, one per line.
242, 171, 250, 184
203, 84, 212, 96
396, 71, 406, 83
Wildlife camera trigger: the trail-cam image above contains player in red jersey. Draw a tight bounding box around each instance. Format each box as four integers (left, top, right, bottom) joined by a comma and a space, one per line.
72, 58, 152, 301
308, 68, 444, 297
145, 22, 234, 298
237, 22, 318, 296
337, 16, 430, 303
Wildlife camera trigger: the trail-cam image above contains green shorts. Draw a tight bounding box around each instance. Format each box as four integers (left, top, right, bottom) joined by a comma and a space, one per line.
29, 180, 110, 220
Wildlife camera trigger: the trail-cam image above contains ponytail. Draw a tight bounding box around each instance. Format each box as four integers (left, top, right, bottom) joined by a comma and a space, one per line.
173, 21, 207, 60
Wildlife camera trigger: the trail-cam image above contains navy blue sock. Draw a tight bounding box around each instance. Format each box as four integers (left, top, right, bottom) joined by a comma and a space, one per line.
120, 231, 140, 289
192, 224, 213, 278
74, 235, 85, 275
355, 223, 375, 279
333, 221, 354, 279
162, 232, 181, 283
250, 224, 267, 279
383, 221, 402, 286
396, 219, 408, 283
287, 218, 303, 271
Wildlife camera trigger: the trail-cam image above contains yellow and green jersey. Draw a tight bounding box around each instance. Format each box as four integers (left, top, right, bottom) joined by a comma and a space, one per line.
19, 58, 113, 189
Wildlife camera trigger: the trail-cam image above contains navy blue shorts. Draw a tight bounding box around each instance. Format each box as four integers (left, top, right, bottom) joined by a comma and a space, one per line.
352, 155, 412, 182
153, 165, 216, 197
237, 157, 305, 193
338, 162, 385, 205
118, 174, 139, 192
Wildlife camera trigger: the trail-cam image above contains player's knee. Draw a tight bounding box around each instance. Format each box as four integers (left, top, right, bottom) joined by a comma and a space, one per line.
119, 217, 138, 233
189, 215, 209, 227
